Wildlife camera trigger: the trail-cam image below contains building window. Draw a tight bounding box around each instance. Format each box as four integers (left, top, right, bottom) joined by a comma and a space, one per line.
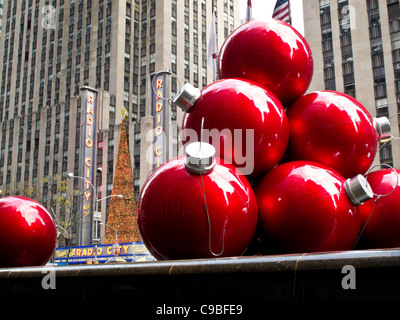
370, 25, 382, 39
380, 144, 393, 162
374, 83, 387, 98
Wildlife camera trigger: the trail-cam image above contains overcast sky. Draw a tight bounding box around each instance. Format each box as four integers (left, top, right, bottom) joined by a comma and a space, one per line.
239, 0, 304, 35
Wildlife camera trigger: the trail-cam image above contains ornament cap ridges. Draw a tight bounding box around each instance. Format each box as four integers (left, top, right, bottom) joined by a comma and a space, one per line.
173, 83, 201, 112
184, 142, 216, 174
344, 174, 373, 206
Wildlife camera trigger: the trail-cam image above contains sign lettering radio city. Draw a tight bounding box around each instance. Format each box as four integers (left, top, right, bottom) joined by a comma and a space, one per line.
82, 92, 96, 218
79, 86, 98, 246
153, 75, 166, 169
54, 242, 155, 263
83, 93, 95, 206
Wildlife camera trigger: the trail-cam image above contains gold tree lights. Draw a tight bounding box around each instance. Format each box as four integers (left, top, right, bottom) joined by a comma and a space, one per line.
104, 109, 141, 244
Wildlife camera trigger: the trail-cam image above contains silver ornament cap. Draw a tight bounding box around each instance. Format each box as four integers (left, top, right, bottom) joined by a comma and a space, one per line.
172, 83, 201, 112
184, 142, 216, 174
374, 117, 391, 142
344, 174, 373, 206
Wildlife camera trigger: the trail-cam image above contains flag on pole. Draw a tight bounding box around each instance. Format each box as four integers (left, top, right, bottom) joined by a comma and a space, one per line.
208, 10, 218, 82
272, 0, 291, 24
245, 0, 253, 22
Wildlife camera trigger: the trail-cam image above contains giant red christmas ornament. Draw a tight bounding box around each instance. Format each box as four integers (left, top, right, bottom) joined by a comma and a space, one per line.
255, 161, 373, 254
217, 19, 313, 107
174, 78, 289, 181
358, 168, 400, 249
137, 142, 258, 260
0, 196, 57, 267
286, 91, 391, 178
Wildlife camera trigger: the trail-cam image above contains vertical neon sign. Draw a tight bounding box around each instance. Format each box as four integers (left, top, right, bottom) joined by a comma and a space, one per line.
79, 86, 98, 245
151, 72, 167, 169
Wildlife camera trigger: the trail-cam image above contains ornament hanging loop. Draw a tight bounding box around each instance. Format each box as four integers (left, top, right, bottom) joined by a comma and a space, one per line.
188, 119, 226, 257
151, 69, 182, 107
364, 163, 399, 200
353, 164, 398, 249
199, 165, 226, 257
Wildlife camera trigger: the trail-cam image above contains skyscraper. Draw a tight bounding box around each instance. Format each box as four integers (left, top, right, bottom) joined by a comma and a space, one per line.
0, 0, 239, 246
0, 1, 3, 37
303, 0, 400, 169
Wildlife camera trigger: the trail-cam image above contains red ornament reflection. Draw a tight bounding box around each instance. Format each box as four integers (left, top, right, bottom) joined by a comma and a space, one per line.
255, 161, 364, 254
181, 78, 289, 181
286, 91, 379, 178
359, 168, 400, 249
137, 155, 258, 260
0, 196, 57, 267
217, 19, 313, 107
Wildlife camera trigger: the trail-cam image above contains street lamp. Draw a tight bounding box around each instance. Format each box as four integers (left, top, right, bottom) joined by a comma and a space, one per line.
96, 194, 123, 202
67, 172, 124, 241
67, 172, 123, 204
67, 172, 95, 190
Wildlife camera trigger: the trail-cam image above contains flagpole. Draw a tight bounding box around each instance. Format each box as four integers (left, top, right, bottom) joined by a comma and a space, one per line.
245, 0, 253, 22
208, 9, 218, 82
213, 58, 217, 82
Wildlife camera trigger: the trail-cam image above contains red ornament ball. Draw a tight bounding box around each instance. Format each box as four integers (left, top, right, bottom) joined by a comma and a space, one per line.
358, 168, 400, 249
0, 196, 57, 267
217, 19, 313, 107
255, 161, 365, 254
181, 78, 289, 181
286, 91, 379, 178
137, 153, 258, 260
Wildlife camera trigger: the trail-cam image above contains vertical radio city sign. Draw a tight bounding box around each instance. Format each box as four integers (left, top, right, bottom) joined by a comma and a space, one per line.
79, 86, 98, 246
151, 71, 169, 169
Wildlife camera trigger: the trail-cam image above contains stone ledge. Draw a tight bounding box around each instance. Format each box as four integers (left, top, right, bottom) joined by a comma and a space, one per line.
0, 248, 399, 303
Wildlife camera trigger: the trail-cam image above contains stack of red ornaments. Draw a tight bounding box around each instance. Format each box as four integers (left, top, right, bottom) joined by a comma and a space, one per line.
137, 19, 399, 260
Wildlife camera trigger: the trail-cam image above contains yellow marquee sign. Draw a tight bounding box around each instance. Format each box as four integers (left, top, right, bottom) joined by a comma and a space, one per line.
54, 242, 155, 264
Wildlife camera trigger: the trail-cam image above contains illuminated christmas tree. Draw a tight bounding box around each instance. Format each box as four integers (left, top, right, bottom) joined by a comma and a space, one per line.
104, 109, 141, 243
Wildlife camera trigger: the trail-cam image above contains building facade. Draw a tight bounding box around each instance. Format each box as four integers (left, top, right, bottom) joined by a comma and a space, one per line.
0, 1, 3, 37
0, 0, 239, 246
303, 0, 400, 168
